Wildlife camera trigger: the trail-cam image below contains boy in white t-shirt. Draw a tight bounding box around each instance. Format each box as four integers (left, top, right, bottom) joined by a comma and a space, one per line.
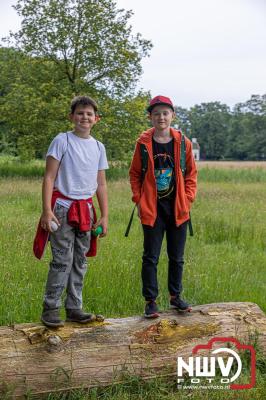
35, 95, 108, 327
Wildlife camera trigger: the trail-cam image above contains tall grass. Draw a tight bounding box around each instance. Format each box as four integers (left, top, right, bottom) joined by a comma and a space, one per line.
0, 156, 129, 180
0, 156, 45, 177
1, 156, 266, 182
0, 176, 265, 321
0, 170, 265, 399
198, 167, 266, 182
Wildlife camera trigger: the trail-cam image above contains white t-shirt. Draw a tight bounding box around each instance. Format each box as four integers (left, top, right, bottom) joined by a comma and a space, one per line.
47, 131, 108, 203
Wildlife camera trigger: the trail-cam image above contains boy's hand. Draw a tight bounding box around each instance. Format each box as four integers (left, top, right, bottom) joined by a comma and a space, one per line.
93, 216, 108, 238
40, 210, 60, 233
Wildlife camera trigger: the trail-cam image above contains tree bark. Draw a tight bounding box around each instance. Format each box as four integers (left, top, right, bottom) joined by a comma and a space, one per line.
0, 302, 265, 398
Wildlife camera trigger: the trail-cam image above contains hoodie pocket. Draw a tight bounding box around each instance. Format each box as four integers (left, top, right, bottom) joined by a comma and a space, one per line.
185, 194, 191, 212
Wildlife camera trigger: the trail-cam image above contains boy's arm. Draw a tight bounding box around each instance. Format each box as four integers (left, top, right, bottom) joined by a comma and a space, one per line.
40, 156, 60, 232
129, 142, 142, 204
184, 139, 197, 204
95, 169, 108, 237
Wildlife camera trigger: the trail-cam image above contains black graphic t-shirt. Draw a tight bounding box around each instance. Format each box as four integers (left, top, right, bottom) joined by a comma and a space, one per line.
152, 138, 175, 201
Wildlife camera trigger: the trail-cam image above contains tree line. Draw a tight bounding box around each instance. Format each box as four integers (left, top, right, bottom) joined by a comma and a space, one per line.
175, 96, 266, 160
0, 0, 265, 161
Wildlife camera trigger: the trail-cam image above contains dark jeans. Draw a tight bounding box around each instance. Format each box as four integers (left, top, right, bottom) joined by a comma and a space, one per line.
142, 203, 187, 301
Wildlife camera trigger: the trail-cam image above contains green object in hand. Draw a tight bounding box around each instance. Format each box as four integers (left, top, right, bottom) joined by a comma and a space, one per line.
92, 226, 103, 236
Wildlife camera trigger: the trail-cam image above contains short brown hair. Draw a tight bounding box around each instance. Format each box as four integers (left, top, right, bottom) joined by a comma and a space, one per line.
70, 95, 98, 114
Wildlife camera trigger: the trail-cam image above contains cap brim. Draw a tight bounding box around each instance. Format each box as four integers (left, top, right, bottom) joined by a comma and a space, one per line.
147, 102, 175, 113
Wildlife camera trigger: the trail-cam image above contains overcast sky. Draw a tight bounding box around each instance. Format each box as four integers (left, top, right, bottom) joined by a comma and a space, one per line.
0, 0, 265, 108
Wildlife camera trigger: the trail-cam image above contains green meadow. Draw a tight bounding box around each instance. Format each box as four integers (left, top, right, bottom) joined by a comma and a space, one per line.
0, 167, 266, 399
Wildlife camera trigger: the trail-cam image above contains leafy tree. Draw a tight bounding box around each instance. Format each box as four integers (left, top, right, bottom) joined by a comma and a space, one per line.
174, 106, 191, 135
0, 47, 73, 159
0, 1, 152, 160
233, 94, 266, 115
244, 113, 266, 160
8, 0, 152, 95
0, 46, 150, 161
188, 102, 231, 160
94, 92, 150, 160
227, 95, 266, 160
225, 115, 252, 160
227, 113, 266, 161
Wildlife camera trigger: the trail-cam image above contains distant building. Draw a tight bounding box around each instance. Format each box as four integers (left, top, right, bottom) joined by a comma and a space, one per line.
192, 138, 200, 161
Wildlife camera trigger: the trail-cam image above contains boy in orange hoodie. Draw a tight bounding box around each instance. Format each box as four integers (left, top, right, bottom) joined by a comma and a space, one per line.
129, 96, 197, 318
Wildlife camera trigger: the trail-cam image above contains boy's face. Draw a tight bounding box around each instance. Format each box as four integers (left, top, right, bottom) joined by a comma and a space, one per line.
70, 105, 97, 134
148, 105, 175, 130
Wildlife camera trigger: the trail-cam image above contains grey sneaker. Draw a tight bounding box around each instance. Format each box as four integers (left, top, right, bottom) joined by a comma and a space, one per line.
66, 309, 96, 323
144, 301, 160, 319
41, 308, 64, 328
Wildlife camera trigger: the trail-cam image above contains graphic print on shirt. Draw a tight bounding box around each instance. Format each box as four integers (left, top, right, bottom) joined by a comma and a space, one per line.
153, 139, 175, 199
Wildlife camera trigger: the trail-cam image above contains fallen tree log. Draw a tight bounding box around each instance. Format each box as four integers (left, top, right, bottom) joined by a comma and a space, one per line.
0, 302, 266, 398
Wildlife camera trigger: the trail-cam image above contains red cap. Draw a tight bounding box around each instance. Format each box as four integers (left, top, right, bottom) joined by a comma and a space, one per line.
147, 95, 174, 113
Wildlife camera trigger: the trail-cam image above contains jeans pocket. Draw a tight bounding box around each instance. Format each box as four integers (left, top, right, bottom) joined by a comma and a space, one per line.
54, 203, 68, 221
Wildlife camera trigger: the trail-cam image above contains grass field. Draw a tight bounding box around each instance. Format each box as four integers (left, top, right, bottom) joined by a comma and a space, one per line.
1, 156, 266, 181
197, 161, 266, 169
0, 168, 266, 399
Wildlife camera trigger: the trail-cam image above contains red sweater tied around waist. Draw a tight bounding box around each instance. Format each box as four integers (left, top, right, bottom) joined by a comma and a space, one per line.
33, 190, 97, 260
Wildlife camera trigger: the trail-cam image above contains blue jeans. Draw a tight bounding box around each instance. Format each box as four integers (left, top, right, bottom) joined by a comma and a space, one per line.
142, 203, 188, 301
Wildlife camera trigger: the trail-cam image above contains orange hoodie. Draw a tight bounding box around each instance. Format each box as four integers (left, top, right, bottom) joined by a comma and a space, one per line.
129, 127, 197, 227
